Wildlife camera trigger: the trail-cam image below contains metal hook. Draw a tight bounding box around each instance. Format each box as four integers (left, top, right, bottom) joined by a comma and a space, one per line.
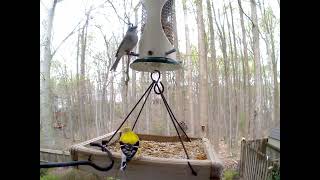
40, 143, 114, 171
150, 70, 161, 82
154, 81, 164, 95
151, 70, 164, 94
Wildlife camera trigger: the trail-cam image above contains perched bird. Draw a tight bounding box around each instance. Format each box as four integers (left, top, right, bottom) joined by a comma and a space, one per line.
119, 127, 140, 171
110, 25, 138, 71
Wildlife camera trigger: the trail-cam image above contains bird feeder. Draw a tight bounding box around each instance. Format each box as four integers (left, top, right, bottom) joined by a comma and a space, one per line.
130, 0, 182, 72
70, 132, 224, 180
42, 1, 222, 178
68, 71, 224, 180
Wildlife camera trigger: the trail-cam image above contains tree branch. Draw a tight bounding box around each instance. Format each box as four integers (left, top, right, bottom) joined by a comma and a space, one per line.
238, 0, 255, 27
212, 3, 222, 38
51, 21, 82, 57
106, 0, 131, 25
238, 0, 267, 44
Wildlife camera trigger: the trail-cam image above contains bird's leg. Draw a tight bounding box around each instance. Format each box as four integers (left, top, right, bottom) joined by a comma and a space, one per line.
125, 50, 135, 62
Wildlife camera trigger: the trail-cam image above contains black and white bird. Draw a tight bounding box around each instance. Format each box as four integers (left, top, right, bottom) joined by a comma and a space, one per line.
110, 25, 138, 71
119, 127, 140, 171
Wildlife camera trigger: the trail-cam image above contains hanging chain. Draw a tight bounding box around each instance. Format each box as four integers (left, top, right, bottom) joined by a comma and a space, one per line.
152, 70, 197, 176
104, 70, 197, 176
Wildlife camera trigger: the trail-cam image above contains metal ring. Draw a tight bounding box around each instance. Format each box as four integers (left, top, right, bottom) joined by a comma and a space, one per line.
154, 81, 164, 95
150, 70, 161, 82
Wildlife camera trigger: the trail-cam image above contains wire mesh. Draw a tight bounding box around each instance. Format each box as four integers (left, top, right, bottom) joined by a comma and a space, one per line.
141, 3, 147, 35
161, 0, 174, 45
140, 0, 175, 45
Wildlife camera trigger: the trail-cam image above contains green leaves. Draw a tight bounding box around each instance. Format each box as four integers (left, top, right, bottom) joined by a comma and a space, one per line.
268, 163, 280, 180
223, 169, 239, 180
191, 45, 199, 65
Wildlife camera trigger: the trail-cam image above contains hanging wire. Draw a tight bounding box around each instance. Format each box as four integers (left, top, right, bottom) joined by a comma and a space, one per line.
152, 70, 197, 176
103, 70, 197, 176
131, 83, 154, 130
103, 81, 155, 145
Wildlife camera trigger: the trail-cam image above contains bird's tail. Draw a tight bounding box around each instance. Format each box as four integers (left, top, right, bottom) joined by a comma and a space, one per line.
110, 56, 121, 71
120, 158, 127, 171
120, 151, 127, 171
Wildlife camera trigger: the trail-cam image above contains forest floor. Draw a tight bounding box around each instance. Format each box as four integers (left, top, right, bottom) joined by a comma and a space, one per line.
217, 139, 241, 180
217, 140, 240, 171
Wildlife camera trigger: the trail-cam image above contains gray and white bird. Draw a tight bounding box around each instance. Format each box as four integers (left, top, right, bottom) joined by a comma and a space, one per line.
110, 25, 138, 71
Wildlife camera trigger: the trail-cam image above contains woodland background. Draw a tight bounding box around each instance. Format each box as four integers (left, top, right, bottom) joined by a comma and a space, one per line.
40, 0, 280, 156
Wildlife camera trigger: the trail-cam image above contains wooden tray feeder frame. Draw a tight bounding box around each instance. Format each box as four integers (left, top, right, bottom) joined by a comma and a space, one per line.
70, 133, 223, 180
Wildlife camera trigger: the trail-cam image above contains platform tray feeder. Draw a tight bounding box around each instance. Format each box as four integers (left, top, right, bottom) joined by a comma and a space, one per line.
70, 132, 223, 180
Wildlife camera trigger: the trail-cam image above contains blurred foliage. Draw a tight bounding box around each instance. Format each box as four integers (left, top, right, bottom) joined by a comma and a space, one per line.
223, 169, 239, 180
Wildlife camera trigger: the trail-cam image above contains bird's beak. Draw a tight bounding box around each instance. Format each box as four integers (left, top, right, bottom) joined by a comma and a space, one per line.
132, 25, 138, 29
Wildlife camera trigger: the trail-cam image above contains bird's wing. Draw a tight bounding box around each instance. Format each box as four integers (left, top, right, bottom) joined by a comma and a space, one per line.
116, 31, 138, 57
115, 37, 126, 57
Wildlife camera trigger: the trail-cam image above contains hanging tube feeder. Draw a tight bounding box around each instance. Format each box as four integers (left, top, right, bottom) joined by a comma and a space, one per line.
130, 0, 182, 72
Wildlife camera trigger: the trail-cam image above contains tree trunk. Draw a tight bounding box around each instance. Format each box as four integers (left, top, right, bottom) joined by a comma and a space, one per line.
213, 5, 231, 150
225, 5, 236, 149
79, 13, 90, 140
145, 73, 150, 134
109, 73, 115, 132
270, 31, 279, 127
206, 0, 219, 150
229, 1, 240, 147
161, 72, 170, 135
251, 0, 263, 139
95, 85, 100, 136
121, 58, 127, 126
238, 0, 251, 138
40, 0, 58, 148
182, 0, 195, 137
195, 0, 209, 138
75, 29, 80, 139
173, 0, 184, 126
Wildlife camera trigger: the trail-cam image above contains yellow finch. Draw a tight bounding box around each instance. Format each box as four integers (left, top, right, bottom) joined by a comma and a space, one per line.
119, 127, 139, 171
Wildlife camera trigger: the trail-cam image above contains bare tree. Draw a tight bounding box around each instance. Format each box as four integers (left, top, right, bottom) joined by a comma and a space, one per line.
79, 10, 91, 140
238, 0, 251, 138
40, 0, 59, 148
229, 1, 241, 147
250, 0, 263, 138
182, 0, 195, 136
206, 0, 219, 150
172, 0, 184, 126
259, 1, 279, 127
195, 0, 209, 137
214, 5, 232, 149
